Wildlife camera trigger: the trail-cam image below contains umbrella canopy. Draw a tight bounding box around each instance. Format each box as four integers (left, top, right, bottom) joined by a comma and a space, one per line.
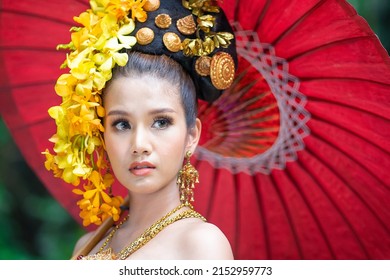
1, 0, 389, 259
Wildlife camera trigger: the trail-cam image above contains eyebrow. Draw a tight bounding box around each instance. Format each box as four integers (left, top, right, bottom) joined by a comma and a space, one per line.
106, 110, 128, 117
107, 108, 177, 117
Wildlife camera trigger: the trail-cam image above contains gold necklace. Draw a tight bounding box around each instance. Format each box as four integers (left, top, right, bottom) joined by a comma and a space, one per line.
82, 203, 206, 260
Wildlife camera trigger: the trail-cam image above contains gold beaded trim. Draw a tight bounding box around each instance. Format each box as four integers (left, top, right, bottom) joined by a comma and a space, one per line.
81, 203, 206, 260
118, 209, 205, 259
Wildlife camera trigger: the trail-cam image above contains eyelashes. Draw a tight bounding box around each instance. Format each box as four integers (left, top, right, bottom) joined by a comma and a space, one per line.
111, 118, 130, 131
152, 115, 174, 129
110, 115, 174, 131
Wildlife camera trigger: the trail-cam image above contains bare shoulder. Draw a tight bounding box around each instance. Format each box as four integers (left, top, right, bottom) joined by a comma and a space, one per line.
179, 220, 234, 260
72, 230, 96, 257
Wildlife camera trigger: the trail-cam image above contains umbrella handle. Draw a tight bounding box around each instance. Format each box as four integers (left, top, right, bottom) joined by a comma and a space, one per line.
70, 195, 130, 260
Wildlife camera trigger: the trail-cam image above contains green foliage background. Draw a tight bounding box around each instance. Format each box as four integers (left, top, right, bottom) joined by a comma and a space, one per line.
0, 0, 389, 259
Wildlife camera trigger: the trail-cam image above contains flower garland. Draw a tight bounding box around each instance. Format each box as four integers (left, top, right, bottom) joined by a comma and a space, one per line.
43, 0, 147, 226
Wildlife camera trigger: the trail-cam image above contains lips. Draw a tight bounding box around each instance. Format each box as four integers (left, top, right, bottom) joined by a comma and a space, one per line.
129, 161, 155, 176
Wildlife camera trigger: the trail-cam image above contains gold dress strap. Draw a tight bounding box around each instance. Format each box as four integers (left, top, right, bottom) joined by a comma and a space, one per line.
80, 205, 206, 260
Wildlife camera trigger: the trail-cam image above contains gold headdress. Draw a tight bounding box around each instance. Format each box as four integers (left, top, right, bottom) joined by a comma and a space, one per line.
43, 0, 236, 226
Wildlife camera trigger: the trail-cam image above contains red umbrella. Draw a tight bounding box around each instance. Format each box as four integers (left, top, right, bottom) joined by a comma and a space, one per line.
1, 0, 389, 259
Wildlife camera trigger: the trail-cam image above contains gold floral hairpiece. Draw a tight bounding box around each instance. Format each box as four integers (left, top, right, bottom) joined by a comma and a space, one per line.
43, 0, 234, 227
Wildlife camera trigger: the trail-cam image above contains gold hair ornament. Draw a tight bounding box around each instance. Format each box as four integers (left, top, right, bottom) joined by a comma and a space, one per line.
181, 0, 234, 57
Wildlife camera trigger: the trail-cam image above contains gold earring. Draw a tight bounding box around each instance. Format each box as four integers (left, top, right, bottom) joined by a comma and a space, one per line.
177, 151, 199, 205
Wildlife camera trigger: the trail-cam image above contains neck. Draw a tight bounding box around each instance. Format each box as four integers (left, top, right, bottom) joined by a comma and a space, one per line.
123, 182, 183, 230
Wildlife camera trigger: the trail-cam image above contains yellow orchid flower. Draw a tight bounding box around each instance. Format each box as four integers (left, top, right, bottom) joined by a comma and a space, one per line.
77, 198, 101, 226
100, 195, 123, 222
55, 74, 78, 99
55, 152, 74, 169
73, 160, 92, 177
62, 167, 81, 186
100, 14, 136, 49
48, 106, 65, 123
73, 10, 100, 31
92, 71, 107, 91
52, 140, 72, 155
43, 150, 64, 179
67, 47, 93, 70
70, 61, 96, 81
83, 171, 111, 206
129, 0, 147, 22
42, 149, 55, 171
85, 136, 102, 154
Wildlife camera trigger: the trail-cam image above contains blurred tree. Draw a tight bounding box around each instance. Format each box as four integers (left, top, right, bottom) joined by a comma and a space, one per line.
0, 118, 84, 259
349, 0, 390, 52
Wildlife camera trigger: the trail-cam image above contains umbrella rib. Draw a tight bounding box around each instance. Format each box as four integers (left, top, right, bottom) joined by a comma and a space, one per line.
286, 35, 381, 62
310, 130, 390, 234
0, 80, 57, 90
75, 0, 90, 7
308, 101, 390, 153
253, 0, 272, 32
251, 171, 271, 259
198, 159, 242, 255
299, 147, 371, 258
300, 76, 390, 88
310, 115, 390, 189
233, 0, 271, 29
0, 46, 60, 52
269, 173, 304, 259
233, 0, 240, 22
271, 0, 327, 46
233, 171, 241, 257
212, 91, 270, 124
0, 8, 75, 26
6, 117, 54, 131
286, 160, 337, 258
201, 159, 220, 219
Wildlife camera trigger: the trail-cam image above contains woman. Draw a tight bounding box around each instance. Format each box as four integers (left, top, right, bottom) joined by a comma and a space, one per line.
44, 0, 237, 259
72, 52, 234, 260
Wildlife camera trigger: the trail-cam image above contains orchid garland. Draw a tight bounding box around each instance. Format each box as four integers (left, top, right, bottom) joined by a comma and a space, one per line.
43, 0, 148, 227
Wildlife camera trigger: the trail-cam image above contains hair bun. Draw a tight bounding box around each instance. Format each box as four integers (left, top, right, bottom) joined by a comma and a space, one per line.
130, 0, 237, 102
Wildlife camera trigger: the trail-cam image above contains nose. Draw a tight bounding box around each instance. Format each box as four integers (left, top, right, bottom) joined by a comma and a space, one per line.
131, 126, 152, 155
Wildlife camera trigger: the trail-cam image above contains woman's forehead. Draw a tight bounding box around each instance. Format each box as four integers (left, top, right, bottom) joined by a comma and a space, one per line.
104, 76, 183, 112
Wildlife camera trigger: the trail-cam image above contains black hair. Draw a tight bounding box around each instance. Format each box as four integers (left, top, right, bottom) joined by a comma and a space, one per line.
105, 52, 198, 129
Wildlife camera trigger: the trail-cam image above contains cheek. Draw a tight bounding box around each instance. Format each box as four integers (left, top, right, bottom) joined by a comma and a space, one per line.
162, 131, 188, 161
104, 132, 123, 164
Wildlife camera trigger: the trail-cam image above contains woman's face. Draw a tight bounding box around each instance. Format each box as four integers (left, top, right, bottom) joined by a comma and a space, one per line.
103, 74, 200, 196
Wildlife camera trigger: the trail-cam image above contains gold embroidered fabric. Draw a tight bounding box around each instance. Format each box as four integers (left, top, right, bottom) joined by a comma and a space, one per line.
80, 204, 206, 260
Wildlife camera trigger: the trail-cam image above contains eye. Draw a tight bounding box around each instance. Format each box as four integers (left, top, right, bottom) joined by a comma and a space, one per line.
152, 116, 173, 129
112, 119, 131, 131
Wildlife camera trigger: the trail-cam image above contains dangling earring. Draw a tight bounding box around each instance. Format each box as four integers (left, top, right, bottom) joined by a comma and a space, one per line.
177, 151, 199, 206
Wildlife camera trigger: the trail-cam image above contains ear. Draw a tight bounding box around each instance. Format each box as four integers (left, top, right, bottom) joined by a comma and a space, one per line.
185, 118, 202, 154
